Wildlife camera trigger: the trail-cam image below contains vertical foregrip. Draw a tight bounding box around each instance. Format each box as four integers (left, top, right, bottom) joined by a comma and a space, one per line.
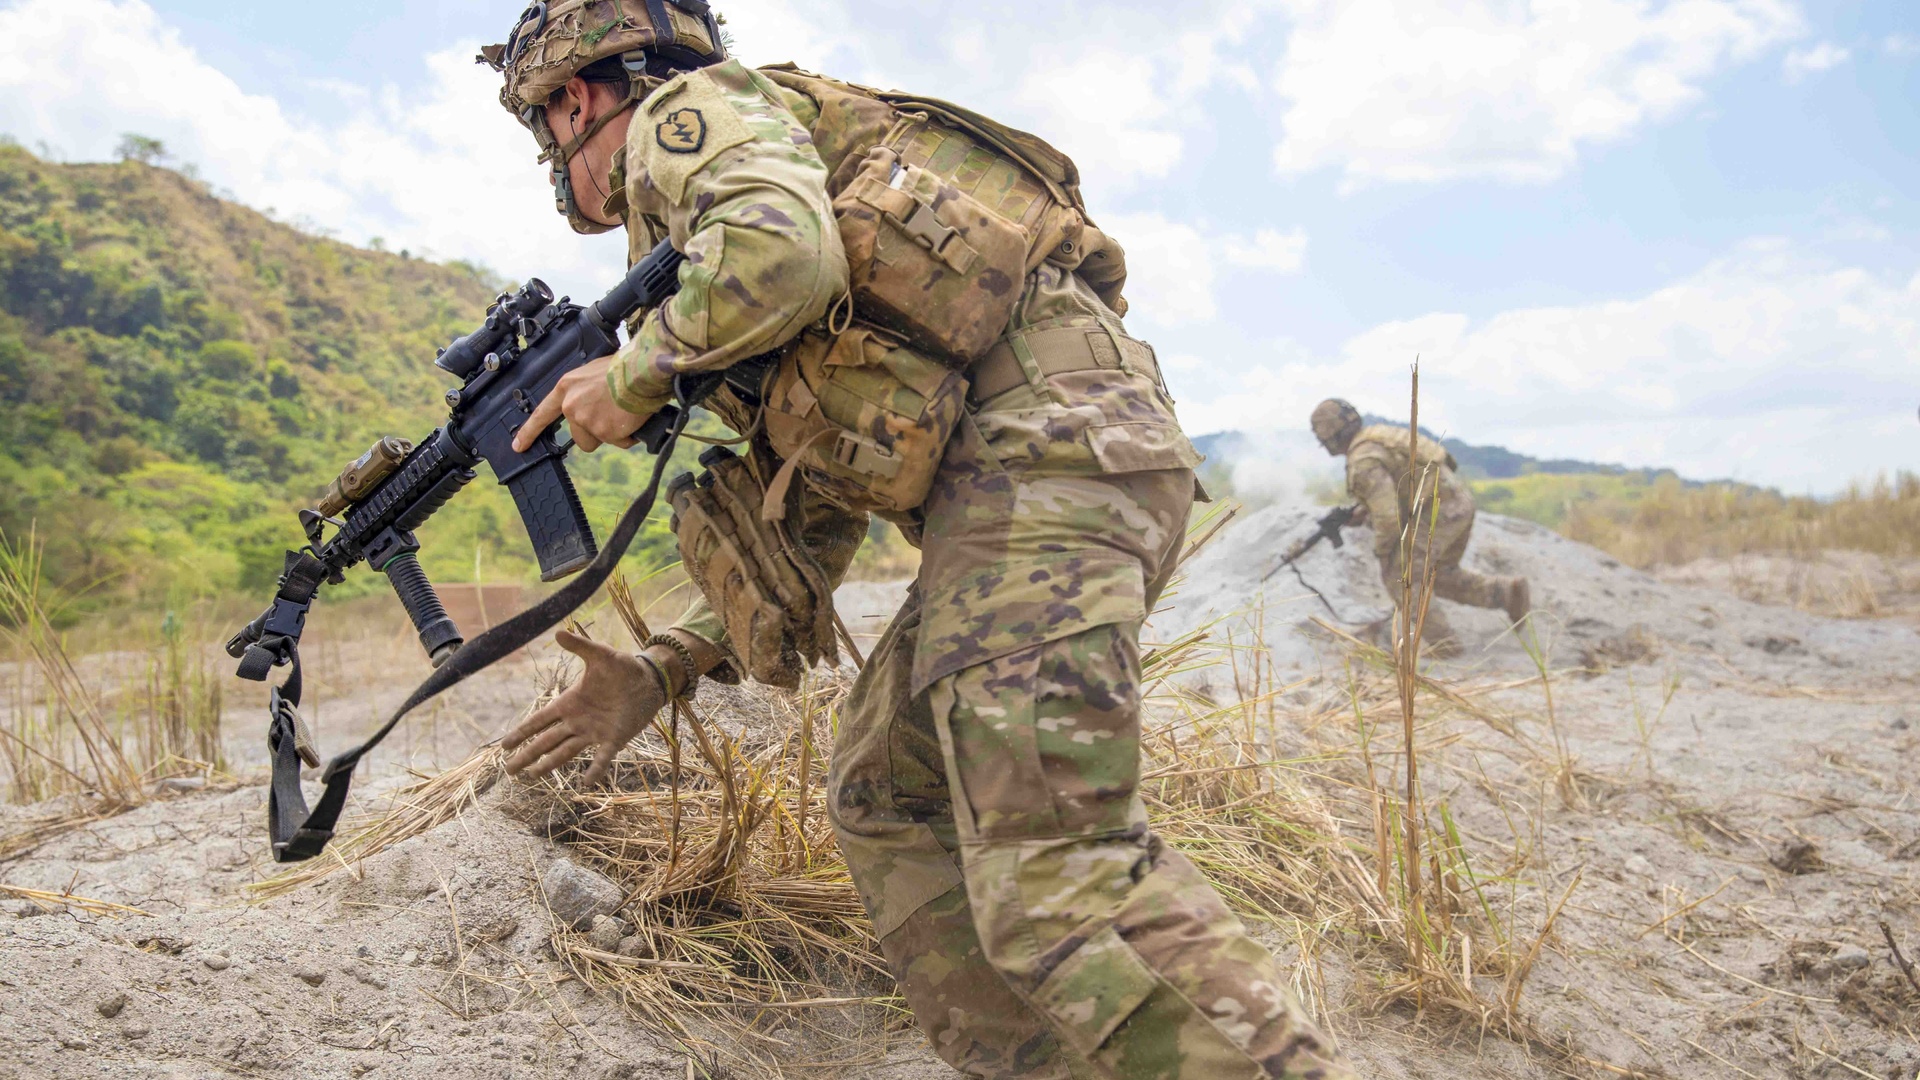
385, 553, 463, 667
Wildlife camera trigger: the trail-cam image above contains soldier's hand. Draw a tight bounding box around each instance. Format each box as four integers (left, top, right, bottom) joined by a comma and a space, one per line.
513, 354, 648, 455
1350, 504, 1371, 528
502, 630, 666, 786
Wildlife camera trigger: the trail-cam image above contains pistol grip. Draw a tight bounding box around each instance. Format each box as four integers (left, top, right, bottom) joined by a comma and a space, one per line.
637, 406, 683, 456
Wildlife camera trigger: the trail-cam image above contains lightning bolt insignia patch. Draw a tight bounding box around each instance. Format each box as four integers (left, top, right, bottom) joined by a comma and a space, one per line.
656, 108, 708, 154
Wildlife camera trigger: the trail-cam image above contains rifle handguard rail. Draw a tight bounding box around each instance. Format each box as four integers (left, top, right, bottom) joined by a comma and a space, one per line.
230, 239, 707, 864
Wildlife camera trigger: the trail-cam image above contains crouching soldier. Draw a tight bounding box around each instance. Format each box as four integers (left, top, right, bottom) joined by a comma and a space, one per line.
479, 2, 1361, 1077
1311, 399, 1530, 656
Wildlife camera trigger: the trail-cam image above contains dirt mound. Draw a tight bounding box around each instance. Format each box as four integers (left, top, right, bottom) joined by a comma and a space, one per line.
6, 518, 1919, 1079
1168, 500, 1918, 680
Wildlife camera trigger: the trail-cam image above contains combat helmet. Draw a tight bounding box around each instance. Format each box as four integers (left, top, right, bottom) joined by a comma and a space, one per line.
1310, 399, 1364, 454
480, 1, 727, 233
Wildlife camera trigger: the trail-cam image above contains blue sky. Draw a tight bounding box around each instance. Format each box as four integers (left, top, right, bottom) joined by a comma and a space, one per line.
0, 0, 1913, 492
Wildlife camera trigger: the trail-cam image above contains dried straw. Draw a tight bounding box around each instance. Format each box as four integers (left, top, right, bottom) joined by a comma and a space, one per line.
255, 506, 1577, 1075
0, 882, 151, 917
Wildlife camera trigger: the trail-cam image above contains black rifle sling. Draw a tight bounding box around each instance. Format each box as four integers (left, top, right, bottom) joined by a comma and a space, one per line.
265, 387, 702, 863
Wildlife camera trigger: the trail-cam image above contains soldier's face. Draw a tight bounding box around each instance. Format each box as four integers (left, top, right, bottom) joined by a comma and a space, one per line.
540, 80, 629, 229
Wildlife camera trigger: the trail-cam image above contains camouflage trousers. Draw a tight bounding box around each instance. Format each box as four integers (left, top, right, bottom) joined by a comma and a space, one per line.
828, 437, 1354, 1078
1373, 478, 1522, 651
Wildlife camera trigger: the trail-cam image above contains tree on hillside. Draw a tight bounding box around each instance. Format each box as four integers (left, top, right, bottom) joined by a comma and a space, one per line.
115, 134, 169, 166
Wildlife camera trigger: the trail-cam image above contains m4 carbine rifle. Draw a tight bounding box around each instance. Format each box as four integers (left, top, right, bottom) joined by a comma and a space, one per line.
226, 239, 726, 863
1259, 503, 1362, 620
227, 239, 691, 681
1262, 504, 1360, 584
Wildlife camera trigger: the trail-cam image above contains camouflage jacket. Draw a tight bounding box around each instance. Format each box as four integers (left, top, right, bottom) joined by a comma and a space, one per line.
605, 60, 850, 415
1346, 424, 1464, 557
609, 60, 1200, 664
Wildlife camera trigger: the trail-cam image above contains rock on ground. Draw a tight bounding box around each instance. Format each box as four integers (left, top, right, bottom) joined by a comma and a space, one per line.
3, 512, 1915, 1078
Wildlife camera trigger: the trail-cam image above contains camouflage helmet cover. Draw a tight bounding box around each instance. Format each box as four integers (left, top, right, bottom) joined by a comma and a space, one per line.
481, 0, 725, 114
480, 1, 725, 234
1311, 398, 1364, 450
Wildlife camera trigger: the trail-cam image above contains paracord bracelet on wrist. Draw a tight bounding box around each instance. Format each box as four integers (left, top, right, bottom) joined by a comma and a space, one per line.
643, 634, 699, 699
633, 651, 673, 701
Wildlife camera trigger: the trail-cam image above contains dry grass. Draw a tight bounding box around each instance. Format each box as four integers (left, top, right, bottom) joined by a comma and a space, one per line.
0, 529, 225, 809
263, 615, 1576, 1074
250, 491, 1587, 1077
1565, 471, 1920, 568
0, 881, 152, 917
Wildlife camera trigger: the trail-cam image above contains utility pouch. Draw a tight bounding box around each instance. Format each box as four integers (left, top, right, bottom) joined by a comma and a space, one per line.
834, 146, 1030, 364
668, 447, 838, 690
761, 323, 969, 517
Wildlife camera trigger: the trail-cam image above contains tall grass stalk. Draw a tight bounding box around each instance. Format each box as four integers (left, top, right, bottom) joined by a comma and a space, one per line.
257, 495, 1575, 1065
0, 529, 225, 807
0, 528, 140, 805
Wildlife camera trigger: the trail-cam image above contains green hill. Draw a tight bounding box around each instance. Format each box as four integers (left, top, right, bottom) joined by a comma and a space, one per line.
0, 143, 685, 609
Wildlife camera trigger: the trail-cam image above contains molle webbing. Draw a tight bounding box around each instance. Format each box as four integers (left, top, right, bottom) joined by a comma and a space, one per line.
889, 119, 1054, 240
756, 66, 1082, 256
968, 320, 1163, 403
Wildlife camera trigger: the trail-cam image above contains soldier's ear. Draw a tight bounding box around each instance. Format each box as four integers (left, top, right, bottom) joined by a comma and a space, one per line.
554, 77, 596, 130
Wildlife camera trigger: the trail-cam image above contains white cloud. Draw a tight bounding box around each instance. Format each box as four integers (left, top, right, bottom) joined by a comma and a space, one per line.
1100, 216, 1311, 328
0, 0, 625, 287
0, 0, 1311, 342
1101, 213, 1219, 325
1222, 228, 1309, 273
756, 1, 1280, 202
1784, 42, 1852, 82
1178, 242, 1920, 493
1269, 0, 1804, 186
1882, 34, 1920, 59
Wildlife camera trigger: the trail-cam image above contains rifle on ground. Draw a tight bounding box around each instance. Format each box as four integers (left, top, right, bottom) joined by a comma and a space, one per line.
225, 239, 729, 864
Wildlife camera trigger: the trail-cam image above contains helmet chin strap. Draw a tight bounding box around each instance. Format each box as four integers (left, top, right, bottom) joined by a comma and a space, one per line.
541, 80, 651, 235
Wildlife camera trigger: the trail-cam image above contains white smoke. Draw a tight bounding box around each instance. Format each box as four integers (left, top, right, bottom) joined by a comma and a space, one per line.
1207, 428, 1345, 510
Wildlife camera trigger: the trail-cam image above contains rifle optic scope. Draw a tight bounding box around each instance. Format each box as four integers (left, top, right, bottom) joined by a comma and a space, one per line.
435, 280, 555, 380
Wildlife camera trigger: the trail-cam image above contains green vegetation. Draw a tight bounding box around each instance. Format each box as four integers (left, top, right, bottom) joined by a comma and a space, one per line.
0, 143, 694, 615
1469, 472, 1661, 531
1475, 471, 1920, 567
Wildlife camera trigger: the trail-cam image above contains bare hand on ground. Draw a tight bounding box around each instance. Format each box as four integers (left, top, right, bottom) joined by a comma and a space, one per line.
511, 354, 648, 454
502, 630, 666, 785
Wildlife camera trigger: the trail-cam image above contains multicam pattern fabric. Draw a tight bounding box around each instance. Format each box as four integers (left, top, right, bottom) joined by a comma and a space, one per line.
486, 0, 723, 113
613, 59, 1356, 1077
610, 60, 850, 417
1343, 422, 1457, 554
1347, 426, 1526, 651
666, 449, 838, 689
823, 268, 1357, 1078
762, 323, 970, 515
833, 146, 1033, 362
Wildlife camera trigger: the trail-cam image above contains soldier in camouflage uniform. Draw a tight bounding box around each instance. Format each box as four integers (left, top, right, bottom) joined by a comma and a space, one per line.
1311, 399, 1530, 656
488, 5, 1359, 1077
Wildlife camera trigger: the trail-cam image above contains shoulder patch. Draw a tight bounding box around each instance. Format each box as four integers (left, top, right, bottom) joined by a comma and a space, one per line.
656, 108, 707, 154
635, 70, 755, 204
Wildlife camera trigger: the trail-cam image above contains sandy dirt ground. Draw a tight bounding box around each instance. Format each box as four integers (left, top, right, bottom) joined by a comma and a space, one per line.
4, 510, 1918, 1079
